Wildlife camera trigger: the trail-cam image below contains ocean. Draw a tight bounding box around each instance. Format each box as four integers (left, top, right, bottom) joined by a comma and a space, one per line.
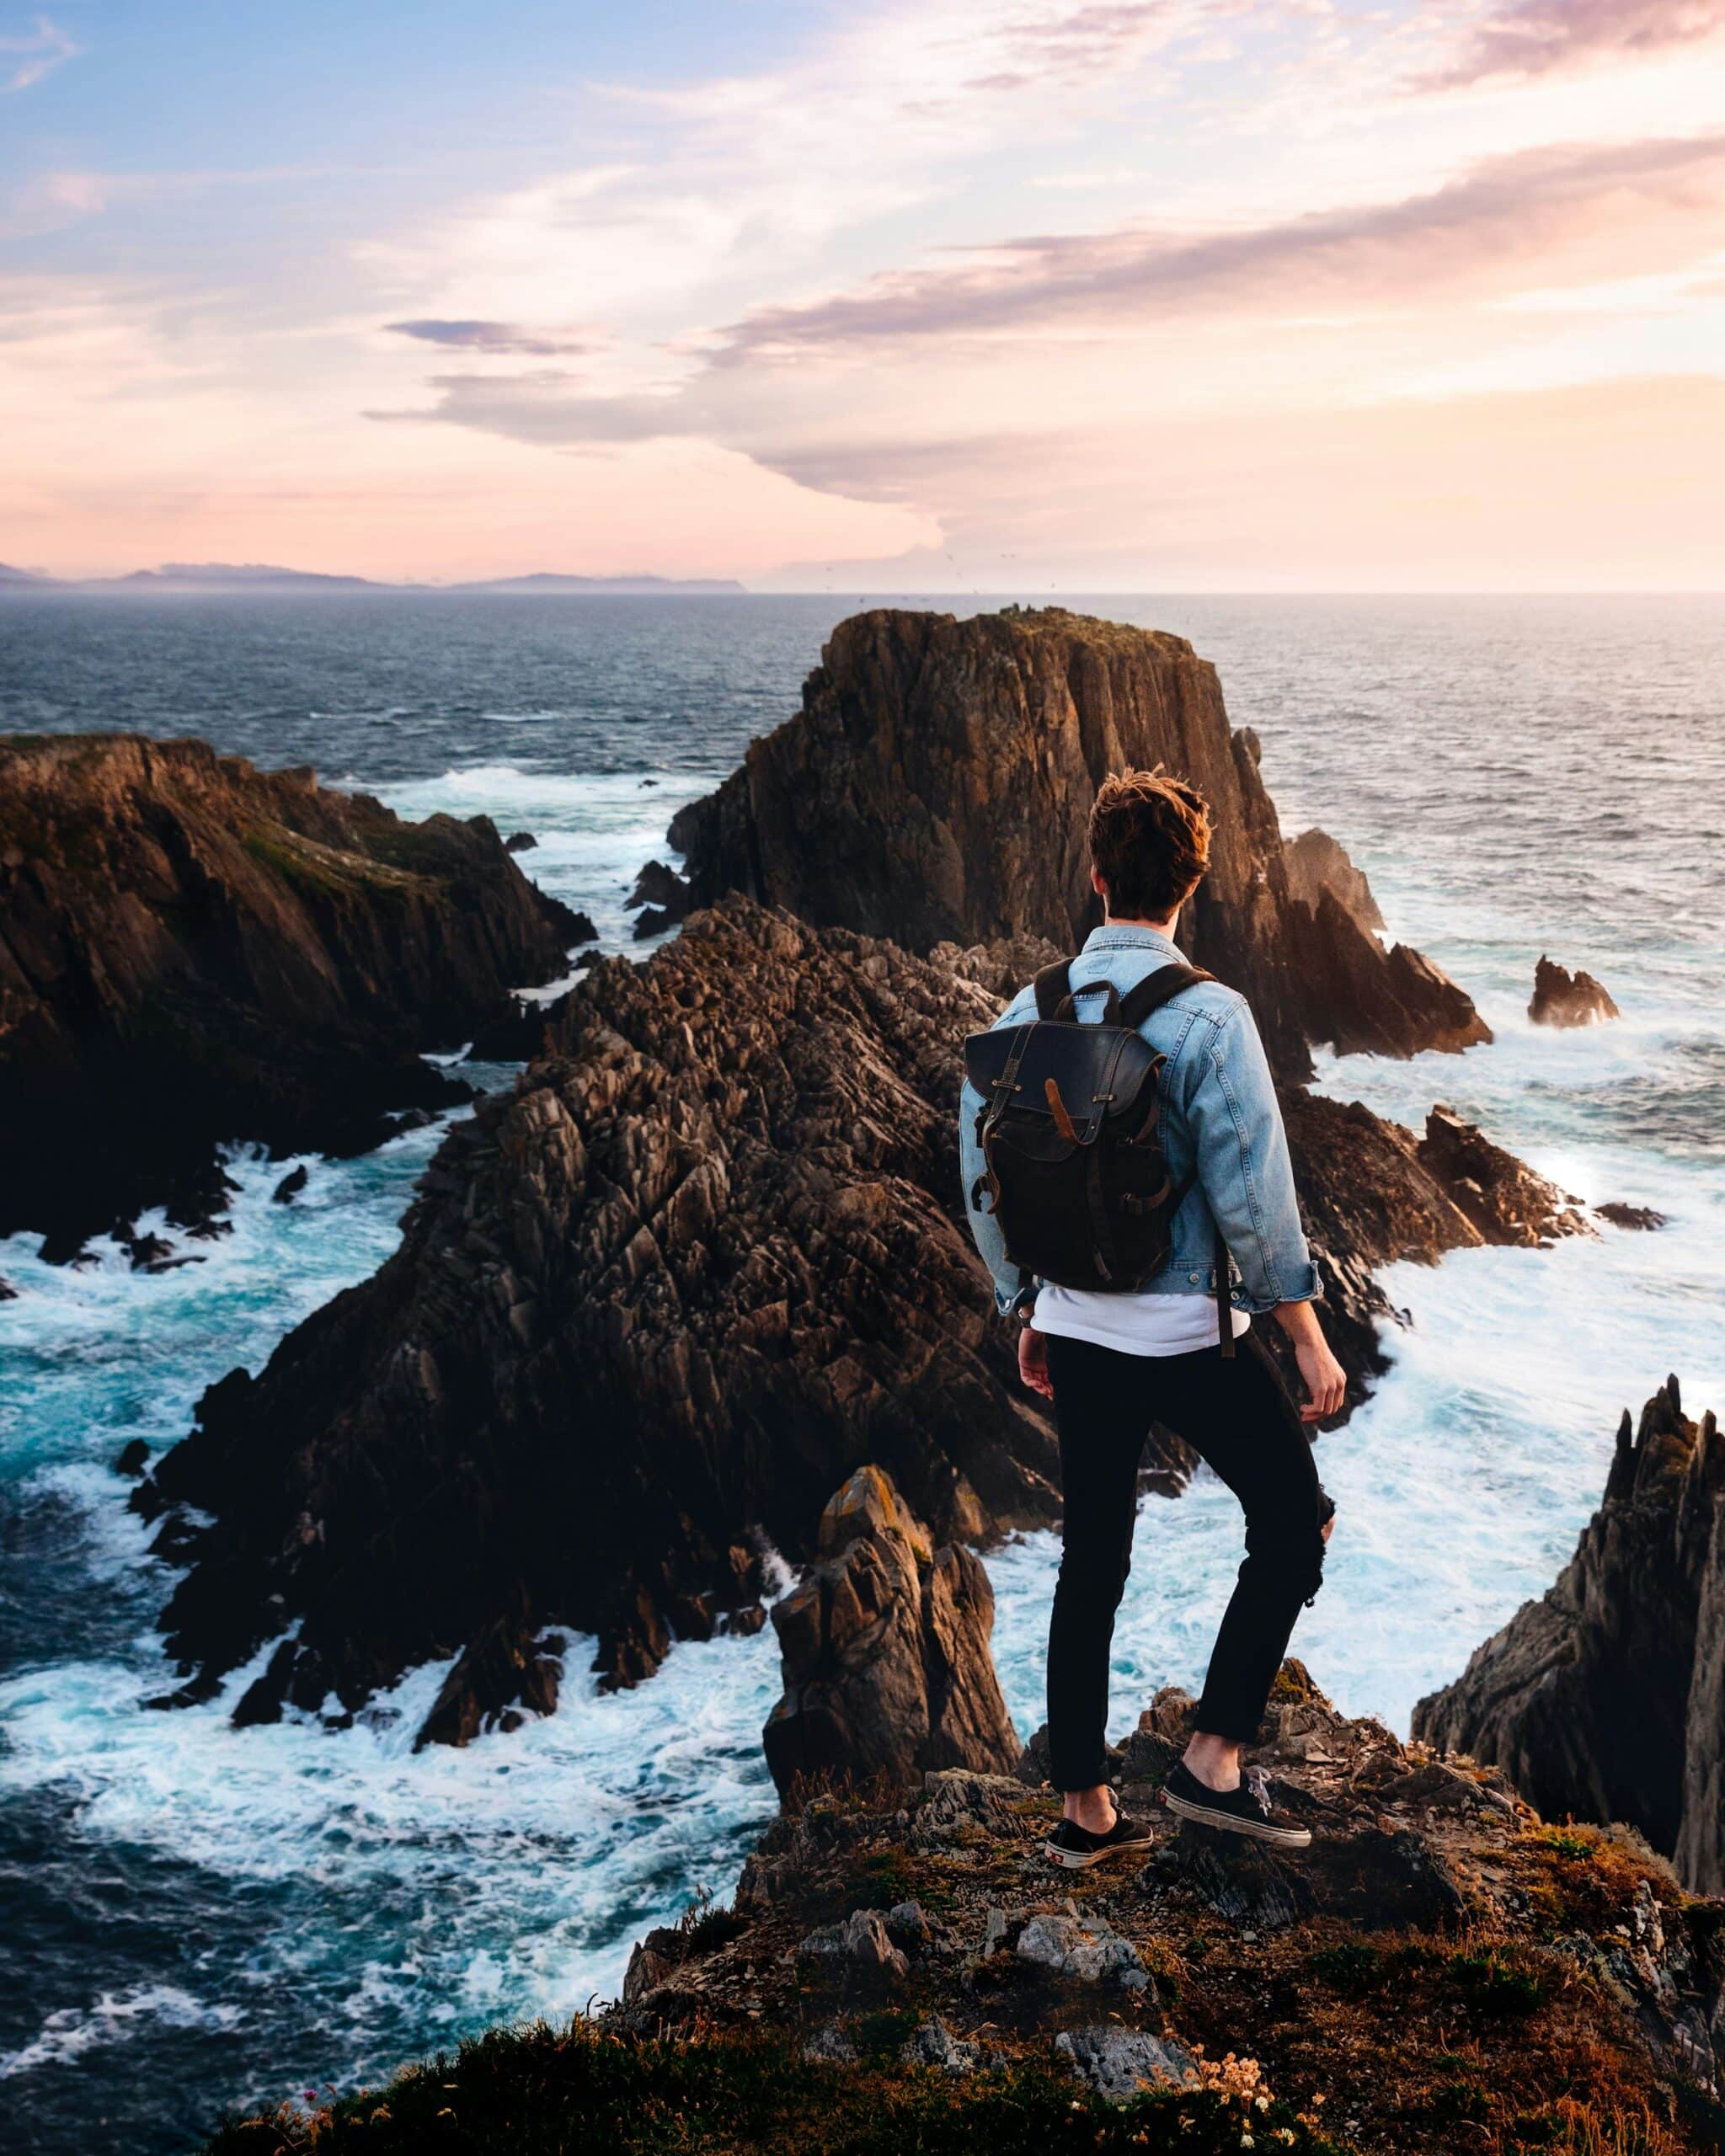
2, 591, 1722, 2153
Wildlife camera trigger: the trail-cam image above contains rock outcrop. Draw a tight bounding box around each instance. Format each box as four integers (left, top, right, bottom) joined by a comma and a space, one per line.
134, 899, 1071, 1735
1413, 1380, 1725, 1896
0, 734, 590, 1254
763, 1465, 1021, 1799
1530, 954, 1621, 1027
598, 1663, 1725, 2148
1282, 827, 1385, 933
664, 609, 1488, 1075
1277, 1091, 1593, 1393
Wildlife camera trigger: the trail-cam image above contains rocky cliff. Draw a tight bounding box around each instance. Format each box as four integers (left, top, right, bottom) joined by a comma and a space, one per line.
665, 609, 1488, 1074
763, 1465, 1021, 1799
0, 733, 589, 1254
1530, 954, 1621, 1027
1413, 1380, 1725, 1897
133, 894, 1591, 1742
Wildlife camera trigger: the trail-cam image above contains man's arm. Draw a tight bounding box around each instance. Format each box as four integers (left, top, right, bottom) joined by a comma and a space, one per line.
1185, 1003, 1346, 1422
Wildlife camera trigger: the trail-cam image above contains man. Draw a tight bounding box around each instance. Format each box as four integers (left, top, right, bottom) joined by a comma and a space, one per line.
959, 769, 1343, 1864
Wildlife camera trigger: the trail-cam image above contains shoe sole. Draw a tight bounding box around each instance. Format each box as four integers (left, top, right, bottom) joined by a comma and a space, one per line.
1162, 1787, 1312, 1848
1042, 1834, 1154, 1870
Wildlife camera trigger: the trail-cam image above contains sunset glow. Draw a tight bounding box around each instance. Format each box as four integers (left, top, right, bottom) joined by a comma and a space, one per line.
4, 1, 1724, 587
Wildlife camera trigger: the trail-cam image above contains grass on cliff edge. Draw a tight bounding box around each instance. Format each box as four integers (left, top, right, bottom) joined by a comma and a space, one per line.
205, 2019, 1344, 2156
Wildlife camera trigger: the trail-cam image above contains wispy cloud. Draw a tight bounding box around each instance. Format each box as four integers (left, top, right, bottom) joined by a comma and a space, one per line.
386, 318, 597, 358
1425, 0, 1725, 89
708, 131, 1725, 357
1, 13, 80, 93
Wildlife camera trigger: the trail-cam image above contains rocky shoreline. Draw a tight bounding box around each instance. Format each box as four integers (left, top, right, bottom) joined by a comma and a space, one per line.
0, 732, 590, 1257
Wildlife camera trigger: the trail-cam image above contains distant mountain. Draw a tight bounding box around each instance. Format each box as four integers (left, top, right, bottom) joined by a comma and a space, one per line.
0, 562, 751, 595
99, 563, 379, 592
449, 573, 748, 595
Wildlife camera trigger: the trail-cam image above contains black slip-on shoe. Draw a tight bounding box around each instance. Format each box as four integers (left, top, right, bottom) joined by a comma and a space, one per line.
1042, 1801, 1156, 1870
1162, 1761, 1312, 1849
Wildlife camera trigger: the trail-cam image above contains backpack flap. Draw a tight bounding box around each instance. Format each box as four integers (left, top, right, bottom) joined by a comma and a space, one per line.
964, 1021, 1159, 1145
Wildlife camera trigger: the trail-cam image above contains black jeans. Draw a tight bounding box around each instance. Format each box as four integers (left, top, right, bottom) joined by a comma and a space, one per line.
1044, 1326, 1331, 1791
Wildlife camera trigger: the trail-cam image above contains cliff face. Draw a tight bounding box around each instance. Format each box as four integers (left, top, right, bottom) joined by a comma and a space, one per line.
666, 609, 1488, 1075
1413, 1380, 1725, 1896
0, 734, 588, 1253
135, 899, 1071, 1733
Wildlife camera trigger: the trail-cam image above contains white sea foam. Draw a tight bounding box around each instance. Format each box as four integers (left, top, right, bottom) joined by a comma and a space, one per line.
0, 1985, 244, 2080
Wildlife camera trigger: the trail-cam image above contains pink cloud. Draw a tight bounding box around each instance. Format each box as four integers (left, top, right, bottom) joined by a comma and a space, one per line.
1424, 0, 1725, 88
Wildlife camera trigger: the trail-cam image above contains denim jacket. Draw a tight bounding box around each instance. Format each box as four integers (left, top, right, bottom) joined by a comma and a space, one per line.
958, 923, 1320, 1319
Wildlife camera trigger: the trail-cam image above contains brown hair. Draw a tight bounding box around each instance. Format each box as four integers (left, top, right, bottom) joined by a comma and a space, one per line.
1087, 768, 1212, 921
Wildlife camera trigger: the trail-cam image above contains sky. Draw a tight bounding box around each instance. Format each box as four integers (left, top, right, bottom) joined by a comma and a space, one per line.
3, 0, 1724, 589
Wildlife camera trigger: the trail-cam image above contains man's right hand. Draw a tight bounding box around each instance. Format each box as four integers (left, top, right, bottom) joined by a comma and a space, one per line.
1273, 1298, 1347, 1422
1018, 1321, 1054, 1400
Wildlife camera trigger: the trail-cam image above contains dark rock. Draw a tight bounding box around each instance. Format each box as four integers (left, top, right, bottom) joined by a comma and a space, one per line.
114, 1438, 150, 1477
1415, 1106, 1593, 1248
797, 1906, 911, 1983
628, 859, 692, 941
0, 733, 583, 1252
0, 1277, 14, 1300
1530, 954, 1621, 1027
415, 1600, 563, 1748
667, 607, 1488, 1078
139, 899, 1065, 1738
1599, 1201, 1667, 1231
504, 830, 538, 852
1283, 828, 1386, 933
762, 1465, 1021, 1800
1413, 1379, 1725, 1895
271, 1165, 309, 1206
1147, 1835, 1316, 1932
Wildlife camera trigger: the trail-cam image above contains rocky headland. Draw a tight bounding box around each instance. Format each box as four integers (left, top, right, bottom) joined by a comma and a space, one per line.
128, 607, 1611, 1744
1414, 1380, 1724, 1898
0, 733, 590, 1256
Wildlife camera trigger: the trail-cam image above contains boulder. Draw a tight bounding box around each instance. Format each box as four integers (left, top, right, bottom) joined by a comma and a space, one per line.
504, 830, 538, 852
1055, 2025, 1196, 2097
0, 734, 585, 1253
1282, 828, 1386, 934
667, 607, 1487, 1077
762, 1465, 1022, 1798
1530, 955, 1620, 1027
1413, 1379, 1725, 1894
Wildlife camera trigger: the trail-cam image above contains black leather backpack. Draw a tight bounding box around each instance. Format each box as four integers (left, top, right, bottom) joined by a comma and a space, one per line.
964, 957, 1236, 1354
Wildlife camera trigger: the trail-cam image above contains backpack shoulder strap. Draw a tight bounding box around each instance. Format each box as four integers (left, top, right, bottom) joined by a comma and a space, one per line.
1118, 961, 1212, 1032
1033, 958, 1075, 1020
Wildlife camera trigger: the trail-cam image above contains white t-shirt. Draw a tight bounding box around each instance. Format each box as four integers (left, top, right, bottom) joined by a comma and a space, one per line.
1034, 1281, 1251, 1358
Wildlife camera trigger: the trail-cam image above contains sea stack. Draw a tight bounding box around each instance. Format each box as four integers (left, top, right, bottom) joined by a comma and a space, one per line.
664, 608, 1489, 1075
1529, 955, 1621, 1027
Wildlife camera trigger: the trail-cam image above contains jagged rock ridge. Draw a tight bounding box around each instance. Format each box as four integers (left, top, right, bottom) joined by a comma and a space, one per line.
665, 607, 1489, 1073
135, 900, 1069, 1733
1414, 1379, 1725, 1897
0, 733, 589, 1253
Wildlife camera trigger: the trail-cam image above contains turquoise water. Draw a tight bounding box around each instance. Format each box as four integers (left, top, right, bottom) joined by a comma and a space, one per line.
2, 593, 1722, 2151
